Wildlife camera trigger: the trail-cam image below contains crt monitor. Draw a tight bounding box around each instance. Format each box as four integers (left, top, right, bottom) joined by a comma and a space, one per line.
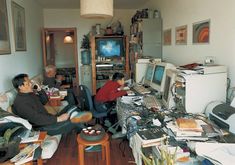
144, 63, 155, 86
96, 37, 124, 58
162, 69, 177, 109
150, 62, 175, 93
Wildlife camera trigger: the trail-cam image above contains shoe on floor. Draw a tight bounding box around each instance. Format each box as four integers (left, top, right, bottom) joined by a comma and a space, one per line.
85, 145, 102, 152
70, 111, 92, 123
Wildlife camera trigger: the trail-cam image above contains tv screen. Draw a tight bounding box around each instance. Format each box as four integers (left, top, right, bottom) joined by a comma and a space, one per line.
96, 38, 123, 58
152, 65, 165, 85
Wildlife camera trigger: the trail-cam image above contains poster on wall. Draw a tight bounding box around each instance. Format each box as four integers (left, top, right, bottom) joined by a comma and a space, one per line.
12, 1, 26, 51
193, 20, 210, 44
0, 0, 11, 55
175, 25, 187, 45
163, 29, 172, 45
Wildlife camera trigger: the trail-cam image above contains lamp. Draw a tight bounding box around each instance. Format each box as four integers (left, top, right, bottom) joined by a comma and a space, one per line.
64, 32, 74, 44
80, 0, 113, 18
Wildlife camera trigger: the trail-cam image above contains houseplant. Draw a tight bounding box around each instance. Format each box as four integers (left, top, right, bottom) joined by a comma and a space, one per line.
81, 34, 91, 65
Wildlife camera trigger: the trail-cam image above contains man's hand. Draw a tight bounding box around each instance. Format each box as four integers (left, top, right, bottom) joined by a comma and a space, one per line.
57, 113, 69, 122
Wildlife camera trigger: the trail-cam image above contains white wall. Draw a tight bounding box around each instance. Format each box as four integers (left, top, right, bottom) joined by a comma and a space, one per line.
0, 0, 44, 92
145, 0, 235, 87
43, 9, 135, 81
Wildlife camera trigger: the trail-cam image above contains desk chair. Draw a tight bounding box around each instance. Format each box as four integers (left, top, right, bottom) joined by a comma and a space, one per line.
77, 85, 107, 124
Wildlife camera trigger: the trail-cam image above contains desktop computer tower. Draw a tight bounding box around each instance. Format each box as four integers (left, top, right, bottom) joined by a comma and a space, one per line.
175, 66, 227, 114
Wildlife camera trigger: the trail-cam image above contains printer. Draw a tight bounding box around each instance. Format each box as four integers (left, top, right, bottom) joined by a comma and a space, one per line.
205, 101, 235, 134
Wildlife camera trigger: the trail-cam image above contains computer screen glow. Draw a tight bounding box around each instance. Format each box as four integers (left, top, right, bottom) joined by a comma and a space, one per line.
152, 65, 165, 85
145, 65, 154, 81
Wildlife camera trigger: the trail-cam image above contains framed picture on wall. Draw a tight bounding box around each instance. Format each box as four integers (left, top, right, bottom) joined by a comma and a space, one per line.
0, 0, 11, 55
163, 29, 172, 45
175, 25, 187, 45
12, 1, 26, 51
193, 20, 210, 44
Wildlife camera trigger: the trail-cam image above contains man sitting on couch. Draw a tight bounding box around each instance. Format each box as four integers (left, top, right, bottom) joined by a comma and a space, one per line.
12, 73, 92, 135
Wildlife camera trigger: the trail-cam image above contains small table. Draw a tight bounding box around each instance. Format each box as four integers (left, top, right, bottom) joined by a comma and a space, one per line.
77, 133, 110, 165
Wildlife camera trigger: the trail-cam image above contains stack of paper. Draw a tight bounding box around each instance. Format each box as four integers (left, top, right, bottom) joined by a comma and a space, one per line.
10, 143, 39, 165
167, 120, 208, 141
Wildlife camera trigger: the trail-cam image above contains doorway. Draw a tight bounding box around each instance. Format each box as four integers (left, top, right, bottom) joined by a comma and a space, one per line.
42, 28, 79, 86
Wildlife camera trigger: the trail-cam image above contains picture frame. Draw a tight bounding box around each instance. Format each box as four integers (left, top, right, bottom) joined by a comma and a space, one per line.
163, 29, 172, 45
193, 20, 210, 44
0, 0, 11, 55
175, 25, 187, 45
12, 1, 26, 51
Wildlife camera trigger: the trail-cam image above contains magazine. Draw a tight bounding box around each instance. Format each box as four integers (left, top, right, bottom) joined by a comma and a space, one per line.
20, 131, 40, 143
10, 143, 39, 165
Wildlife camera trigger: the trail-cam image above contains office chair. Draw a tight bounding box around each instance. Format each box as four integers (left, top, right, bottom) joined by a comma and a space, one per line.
77, 85, 107, 124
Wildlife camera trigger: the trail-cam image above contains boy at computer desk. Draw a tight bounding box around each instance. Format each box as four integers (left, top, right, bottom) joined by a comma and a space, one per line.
94, 72, 133, 112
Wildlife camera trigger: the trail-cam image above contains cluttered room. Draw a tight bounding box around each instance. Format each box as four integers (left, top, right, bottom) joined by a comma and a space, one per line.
0, 0, 235, 165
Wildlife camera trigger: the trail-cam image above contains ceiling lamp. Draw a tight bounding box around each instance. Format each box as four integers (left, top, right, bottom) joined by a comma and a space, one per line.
64, 32, 73, 44
80, 0, 113, 19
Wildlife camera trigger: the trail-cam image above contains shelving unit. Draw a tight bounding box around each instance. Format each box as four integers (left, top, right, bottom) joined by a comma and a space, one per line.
90, 35, 130, 95
129, 18, 162, 80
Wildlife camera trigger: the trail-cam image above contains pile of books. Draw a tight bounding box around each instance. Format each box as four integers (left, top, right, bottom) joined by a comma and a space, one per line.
167, 118, 209, 141
136, 127, 168, 147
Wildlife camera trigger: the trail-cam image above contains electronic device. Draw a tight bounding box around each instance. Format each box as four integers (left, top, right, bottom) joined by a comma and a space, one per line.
133, 85, 151, 95
96, 37, 124, 58
205, 101, 235, 134
175, 66, 227, 114
150, 62, 175, 93
162, 69, 177, 109
144, 63, 155, 86
143, 95, 161, 109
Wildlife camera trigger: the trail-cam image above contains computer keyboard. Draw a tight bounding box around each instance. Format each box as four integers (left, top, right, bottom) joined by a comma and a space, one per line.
143, 95, 161, 109
133, 85, 151, 95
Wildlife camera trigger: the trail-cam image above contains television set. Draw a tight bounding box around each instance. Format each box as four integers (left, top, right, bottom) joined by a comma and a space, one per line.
150, 62, 175, 93
144, 63, 155, 86
96, 37, 124, 58
162, 69, 177, 109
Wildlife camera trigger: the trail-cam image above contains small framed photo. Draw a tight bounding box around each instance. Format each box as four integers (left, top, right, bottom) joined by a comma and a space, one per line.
193, 20, 210, 44
175, 25, 187, 45
12, 1, 26, 51
0, 0, 11, 55
163, 29, 172, 45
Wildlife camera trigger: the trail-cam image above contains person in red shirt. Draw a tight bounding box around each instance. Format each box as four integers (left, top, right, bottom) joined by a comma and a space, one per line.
94, 72, 128, 112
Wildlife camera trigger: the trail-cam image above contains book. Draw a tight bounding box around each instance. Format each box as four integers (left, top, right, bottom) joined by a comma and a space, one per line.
137, 127, 168, 146
10, 143, 39, 165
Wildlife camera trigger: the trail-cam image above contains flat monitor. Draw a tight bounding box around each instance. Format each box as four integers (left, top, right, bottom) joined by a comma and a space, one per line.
162, 69, 177, 109
96, 37, 124, 58
150, 62, 175, 93
144, 63, 155, 86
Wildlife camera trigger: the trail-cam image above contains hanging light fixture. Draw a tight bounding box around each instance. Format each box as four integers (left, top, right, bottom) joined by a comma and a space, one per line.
80, 0, 113, 18
64, 32, 74, 44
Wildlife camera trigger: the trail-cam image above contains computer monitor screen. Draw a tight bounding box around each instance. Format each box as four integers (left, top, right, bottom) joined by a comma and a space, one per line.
144, 64, 155, 85
150, 62, 175, 92
163, 75, 171, 102
162, 69, 177, 109
152, 65, 165, 85
96, 38, 124, 58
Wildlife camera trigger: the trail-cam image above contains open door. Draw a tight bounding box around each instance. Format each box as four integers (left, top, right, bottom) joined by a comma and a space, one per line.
42, 28, 79, 86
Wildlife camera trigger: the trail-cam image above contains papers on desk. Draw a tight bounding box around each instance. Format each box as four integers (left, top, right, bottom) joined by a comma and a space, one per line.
121, 96, 143, 104
20, 130, 40, 143
166, 120, 209, 141
195, 142, 235, 165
